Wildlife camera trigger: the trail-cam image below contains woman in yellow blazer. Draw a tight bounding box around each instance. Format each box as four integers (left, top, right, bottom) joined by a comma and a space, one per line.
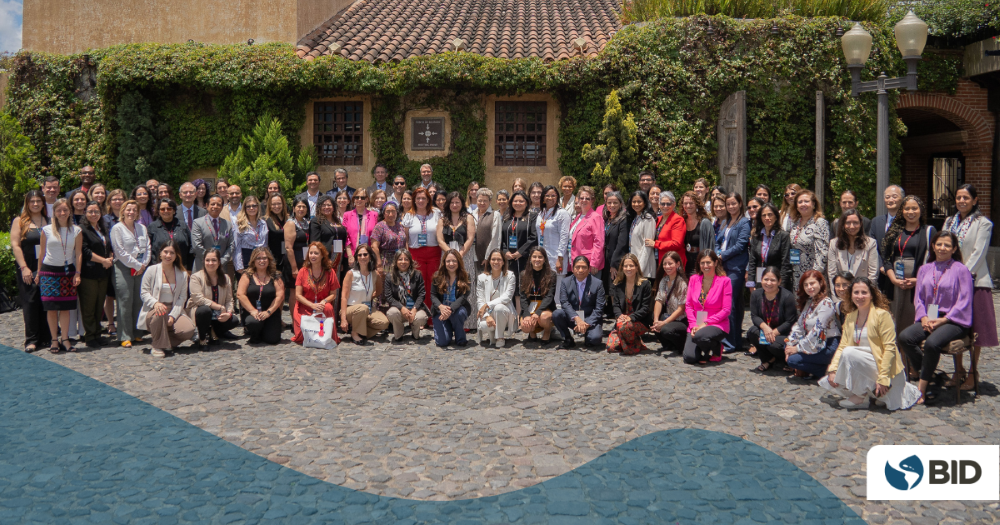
820, 277, 921, 410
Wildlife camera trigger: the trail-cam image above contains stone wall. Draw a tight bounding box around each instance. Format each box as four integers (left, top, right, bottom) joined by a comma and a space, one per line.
21, 0, 351, 54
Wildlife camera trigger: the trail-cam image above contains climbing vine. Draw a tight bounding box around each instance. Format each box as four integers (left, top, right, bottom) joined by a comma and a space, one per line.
2, 15, 967, 219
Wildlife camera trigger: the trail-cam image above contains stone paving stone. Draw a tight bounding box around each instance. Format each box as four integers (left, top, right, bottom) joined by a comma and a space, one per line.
1, 296, 999, 523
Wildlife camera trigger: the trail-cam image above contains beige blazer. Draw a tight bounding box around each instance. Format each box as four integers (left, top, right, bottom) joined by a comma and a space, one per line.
137, 264, 190, 330
826, 236, 878, 287
186, 270, 234, 320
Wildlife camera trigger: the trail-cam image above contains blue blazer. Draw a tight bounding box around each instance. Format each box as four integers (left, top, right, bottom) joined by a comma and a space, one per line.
557, 274, 605, 327
715, 217, 751, 274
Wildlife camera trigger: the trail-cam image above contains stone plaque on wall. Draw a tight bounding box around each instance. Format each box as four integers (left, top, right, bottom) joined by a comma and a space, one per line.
411, 117, 445, 150
717, 91, 746, 198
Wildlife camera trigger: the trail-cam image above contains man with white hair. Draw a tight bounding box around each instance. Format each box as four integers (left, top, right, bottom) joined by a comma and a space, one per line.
413, 164, 435, 191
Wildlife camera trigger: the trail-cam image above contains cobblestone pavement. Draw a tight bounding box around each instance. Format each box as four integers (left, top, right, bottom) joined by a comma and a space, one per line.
3, 296, 1000, 524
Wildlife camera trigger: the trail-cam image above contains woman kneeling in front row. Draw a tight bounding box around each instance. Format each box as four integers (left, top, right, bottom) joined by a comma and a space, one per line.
650, 251, 688, 353
138, 240, 196, 357
340, 244, 389, 345
432, 249, 471, 347
383, 249, 429, 341
784, 270, 841, 378
187, 249, 239, 346
519, 247, 557, 344
820, 277, 921, 410
683, 250, 731, 364
238, 246, 285, 345
896, 231, 974, 405
747, 266, 798, 372
607, 254, 652, 355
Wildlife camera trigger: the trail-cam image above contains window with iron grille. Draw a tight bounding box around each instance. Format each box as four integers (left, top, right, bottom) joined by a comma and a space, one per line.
314, 102, 364, 166
495, 102, 546, 166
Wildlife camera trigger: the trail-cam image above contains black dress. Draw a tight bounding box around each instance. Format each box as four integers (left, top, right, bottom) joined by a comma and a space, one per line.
17, 223, 51, 347
501, 212, 538, 294
684, 227, 700, 276
266, 218, 288, 287
287, 218, 310, 279
241, 274, 282, 344
601, 215, 630, 315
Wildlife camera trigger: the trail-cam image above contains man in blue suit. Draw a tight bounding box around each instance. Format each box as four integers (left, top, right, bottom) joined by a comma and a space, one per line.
553, 256, 605, 349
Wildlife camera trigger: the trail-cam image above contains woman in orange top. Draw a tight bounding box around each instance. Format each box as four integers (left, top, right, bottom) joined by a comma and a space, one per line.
292, 241, 341, 345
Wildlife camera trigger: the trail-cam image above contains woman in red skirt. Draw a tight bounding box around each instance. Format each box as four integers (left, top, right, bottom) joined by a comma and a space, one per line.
402, 188, 442, 309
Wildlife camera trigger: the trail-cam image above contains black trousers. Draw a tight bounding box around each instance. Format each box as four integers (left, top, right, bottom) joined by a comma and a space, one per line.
17, 272, 50, 347
194, 305, 240, 340
746, 325, 787, 364
242, 310, 282, 344
683, 326, 727, 364
897, 321, 969, 382
656, 321, 688, 352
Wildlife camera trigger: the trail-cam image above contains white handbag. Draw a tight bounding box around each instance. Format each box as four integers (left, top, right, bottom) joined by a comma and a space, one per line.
301, 314, 337, 349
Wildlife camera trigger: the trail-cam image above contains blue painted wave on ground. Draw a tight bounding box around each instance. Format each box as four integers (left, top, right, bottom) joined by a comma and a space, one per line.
0, 344, 864, 524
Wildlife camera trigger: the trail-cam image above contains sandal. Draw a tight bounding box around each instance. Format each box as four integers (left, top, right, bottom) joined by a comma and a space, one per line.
753, 361, 773, 372
121, 340, 132, 348
107, 328, 117, 339
944, 370, 966, 388
62, 338, 76, 353
49, 341, 60, 354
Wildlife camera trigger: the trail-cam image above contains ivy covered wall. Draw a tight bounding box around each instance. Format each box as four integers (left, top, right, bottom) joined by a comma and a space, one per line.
3, 16, 963, 217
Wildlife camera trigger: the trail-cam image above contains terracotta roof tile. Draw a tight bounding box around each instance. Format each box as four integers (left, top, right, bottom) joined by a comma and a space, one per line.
297, 0, 621, 62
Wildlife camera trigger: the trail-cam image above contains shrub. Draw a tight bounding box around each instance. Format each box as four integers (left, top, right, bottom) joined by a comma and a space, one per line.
115, 91, 169, 190
581, 91, 641, 195
621, 0, 891, 23
217, 117, 316, 200
0, 232, 17, 298
0, 112, 40, 229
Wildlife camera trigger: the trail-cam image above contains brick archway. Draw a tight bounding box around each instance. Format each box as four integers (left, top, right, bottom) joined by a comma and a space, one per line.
896, 80, 995, 220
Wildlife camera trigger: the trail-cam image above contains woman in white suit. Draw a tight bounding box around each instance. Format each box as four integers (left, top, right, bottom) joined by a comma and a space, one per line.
475, 249, 517, 347
826, 209, 879, 289
627, 190, 657, 278
138, 240, 196, 358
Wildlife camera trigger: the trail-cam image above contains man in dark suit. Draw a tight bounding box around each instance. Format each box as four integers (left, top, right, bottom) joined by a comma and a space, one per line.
191, 194, 234, 272
830, 189, 871, 236
177, 182, 206, 229
295, 172, 324, 218
325, 168, 355, 208
868, 184, 905, 294
553, 256, 605, 348
366, 164, 391, 197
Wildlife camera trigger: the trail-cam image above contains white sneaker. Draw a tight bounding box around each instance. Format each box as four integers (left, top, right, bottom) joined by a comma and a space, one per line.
151, 349, 166, 358
839, 396, 869, 409
475, 330, 483, 346
495, 338, 505, 348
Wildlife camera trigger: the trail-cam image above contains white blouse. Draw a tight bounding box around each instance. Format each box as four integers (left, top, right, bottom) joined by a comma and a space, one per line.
535, 207, 570, 271
347, 271, 376, 306
402, 210, 441, 248
41, 225, 81, 267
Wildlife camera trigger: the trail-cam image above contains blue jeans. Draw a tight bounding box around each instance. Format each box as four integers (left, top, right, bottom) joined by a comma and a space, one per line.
433, 306, 469, 347
786, 336, 841, 377
722, 271, 745, 352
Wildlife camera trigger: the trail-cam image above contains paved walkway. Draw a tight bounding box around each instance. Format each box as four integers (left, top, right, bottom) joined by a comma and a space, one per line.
2, 296, 999, 524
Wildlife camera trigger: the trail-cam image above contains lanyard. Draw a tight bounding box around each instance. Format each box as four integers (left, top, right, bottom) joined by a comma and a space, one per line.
854, 309, 870, 345
630, 216, 642, 238
309, 268, 325, 292
125, 223, 143, 257
253, 220, 261, 245
359, 272, 372, 299
253, 274, 270, 307
417, 214, 429, 234
210, 218, 221, 243
791, 218, 810, 245
539, 208, 554, 237
761, 294, 779, 326
295, 218, 309, 242
490, 275, 502, 302
163, 268, 177, 301
930, 260, 952, 304
761, 229, 774, 260
569, 214, 586, 241
509, 216, 519, 238
58, 227, 72, 265
897, 230, 917, 256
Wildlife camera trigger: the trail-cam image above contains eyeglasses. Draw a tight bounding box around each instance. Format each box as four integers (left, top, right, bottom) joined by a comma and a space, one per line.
393, 181, 406, 186
784, 192, 796, 197
255, 257, 269, 262
354, 196, 366, 200
578, 196, 593, 201
357, 253, 370, 257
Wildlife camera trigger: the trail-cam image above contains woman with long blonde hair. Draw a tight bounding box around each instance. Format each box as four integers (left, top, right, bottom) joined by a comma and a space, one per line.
233, 195, 268, 274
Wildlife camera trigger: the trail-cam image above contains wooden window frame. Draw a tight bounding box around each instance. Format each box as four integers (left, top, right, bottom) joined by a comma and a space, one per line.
314, 101, 364, 166
494, 101, 547, 167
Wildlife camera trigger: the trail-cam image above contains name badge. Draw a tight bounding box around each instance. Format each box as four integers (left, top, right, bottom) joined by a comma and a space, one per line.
363, 301, 372, 313
405, 297, 415, 308
789, 248, 801, 264
759, 330, 769, 344
894, 259, 905, 280
34, 245, 40, 258
538, 234, 544, 247
529, 300, 540, 314
138, 251, 147, 263
333, 240, 343, 253
280, 243, 286, 255
928, 304, 939, 320
212, 309, 220, 320
213, 245, 222, 251
302, 247, 309, 260
256, 300, 263, 310
417, 233, 428, 246
696, 311, 707, 325
509, 234, 518, 246
756, 267, 765, 284
359, 234, 369, 246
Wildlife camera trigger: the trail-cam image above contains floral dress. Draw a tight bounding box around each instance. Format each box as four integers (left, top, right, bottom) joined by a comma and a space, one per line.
788, 217, 830, 293
370, 220, 407, 272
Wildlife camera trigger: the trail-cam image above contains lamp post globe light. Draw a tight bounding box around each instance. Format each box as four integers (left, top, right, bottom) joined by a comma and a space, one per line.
841, 11, 928, 217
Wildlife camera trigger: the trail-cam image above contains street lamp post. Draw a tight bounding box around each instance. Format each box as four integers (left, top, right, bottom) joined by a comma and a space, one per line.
841, 11, 928, 217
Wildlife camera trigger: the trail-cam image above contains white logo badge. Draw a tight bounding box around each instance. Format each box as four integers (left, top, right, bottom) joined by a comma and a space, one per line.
867, 445, 999, 500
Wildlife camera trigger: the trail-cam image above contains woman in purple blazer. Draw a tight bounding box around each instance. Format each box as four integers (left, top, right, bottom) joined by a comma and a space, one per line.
683, 250, 732, 364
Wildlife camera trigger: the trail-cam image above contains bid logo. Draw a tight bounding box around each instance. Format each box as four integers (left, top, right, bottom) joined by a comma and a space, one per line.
867, 445, 999, 500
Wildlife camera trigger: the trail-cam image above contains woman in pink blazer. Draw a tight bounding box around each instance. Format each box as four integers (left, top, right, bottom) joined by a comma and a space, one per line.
568, 186, 605, 274
683, 250, 732, 364
343, 189, 379, 266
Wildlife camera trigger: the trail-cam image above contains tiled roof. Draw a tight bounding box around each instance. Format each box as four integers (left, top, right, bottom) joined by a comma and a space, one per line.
296, 0, 622, 62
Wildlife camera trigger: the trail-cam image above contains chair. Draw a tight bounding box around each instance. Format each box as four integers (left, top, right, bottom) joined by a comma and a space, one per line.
922, 333, 978, 404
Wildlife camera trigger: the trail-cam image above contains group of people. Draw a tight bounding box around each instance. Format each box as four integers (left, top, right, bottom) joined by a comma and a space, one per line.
11, 164, 995, 409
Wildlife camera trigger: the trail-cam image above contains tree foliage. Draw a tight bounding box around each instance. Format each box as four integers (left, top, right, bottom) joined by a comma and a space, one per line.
889, 0, 1000, 47
217, 117, 315, 200
115, 91, 169, 191
621, 0, 891, 24
581, 91, 641, 194
0, 112, 40, 227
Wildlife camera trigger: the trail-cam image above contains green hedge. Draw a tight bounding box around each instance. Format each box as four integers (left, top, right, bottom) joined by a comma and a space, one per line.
2, 16, 965, 219
0, 232, 17, 299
